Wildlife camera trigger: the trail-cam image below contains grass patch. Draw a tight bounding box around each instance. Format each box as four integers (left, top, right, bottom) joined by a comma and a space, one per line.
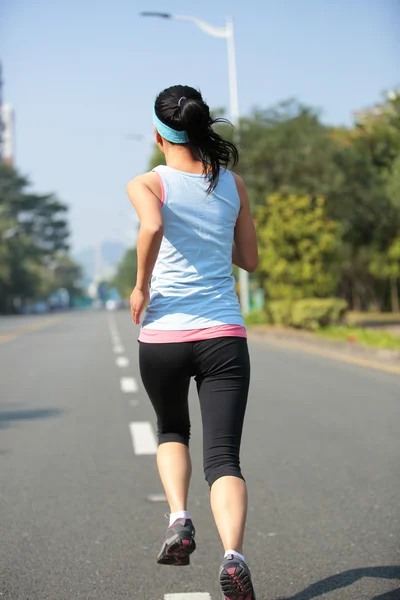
245, 310, 400, 350
244, 310, 270, 326
316, 325, 400, 350
348, 312, 400, 326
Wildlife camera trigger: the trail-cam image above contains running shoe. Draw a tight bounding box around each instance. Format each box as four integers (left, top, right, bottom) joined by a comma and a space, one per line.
219, 554, 256, 600
157, 517, 196, 566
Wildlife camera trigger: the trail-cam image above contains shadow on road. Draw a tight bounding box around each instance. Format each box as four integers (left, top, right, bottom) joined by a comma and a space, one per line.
275, 566, 400, 600
0, 407, 64, 430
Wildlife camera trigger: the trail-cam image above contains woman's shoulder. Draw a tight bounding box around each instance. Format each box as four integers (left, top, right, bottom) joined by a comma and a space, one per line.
218, 169, 245, 195
228, 170, 244, 188
224, 170, 247, 198
126, 170, 162, 201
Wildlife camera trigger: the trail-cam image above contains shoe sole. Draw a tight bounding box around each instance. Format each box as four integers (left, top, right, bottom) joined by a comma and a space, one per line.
220, 564, 256, 600
157, 533, 196, 566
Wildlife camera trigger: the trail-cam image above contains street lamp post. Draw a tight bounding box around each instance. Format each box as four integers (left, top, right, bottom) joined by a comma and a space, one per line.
140, 11, 250, 315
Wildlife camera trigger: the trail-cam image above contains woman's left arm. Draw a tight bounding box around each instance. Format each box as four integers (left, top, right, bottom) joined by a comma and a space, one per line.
126, 173, 164, 324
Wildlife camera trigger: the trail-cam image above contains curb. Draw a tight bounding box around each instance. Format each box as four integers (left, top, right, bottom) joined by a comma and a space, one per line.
248, 326, 400, 376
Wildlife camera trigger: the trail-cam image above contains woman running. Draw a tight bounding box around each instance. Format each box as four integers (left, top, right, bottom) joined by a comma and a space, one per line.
127, 84, 258, 600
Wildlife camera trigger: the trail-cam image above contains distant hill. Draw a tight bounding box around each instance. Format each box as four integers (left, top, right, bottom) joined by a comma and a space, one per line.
74, 240, 127, 285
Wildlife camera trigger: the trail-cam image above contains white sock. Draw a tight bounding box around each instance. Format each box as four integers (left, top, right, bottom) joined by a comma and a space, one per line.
169, 511, 191, 527
224, 549, 245, 562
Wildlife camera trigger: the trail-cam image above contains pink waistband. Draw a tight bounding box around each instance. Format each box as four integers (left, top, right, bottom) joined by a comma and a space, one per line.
138, 324, 247, 343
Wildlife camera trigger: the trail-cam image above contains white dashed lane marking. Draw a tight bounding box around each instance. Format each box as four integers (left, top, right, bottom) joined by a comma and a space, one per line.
164, 595, 212, 600
129, 421, 158, 455
120, 377, 138, 393
109, 319, 211, 598
110, 319, 210, 598
116, 356, 129, 368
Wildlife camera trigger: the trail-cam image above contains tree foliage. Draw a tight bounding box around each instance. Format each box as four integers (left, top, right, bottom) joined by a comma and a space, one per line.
369, 238, 400, 311
144, 90, 400, 313
112, 246, 137, 300
257, 194, 340, 300
0, 163, 80, 313
238, 101, 342, 207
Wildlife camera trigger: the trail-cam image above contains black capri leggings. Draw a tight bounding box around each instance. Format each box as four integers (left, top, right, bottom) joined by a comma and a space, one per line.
139, 336, 250, 487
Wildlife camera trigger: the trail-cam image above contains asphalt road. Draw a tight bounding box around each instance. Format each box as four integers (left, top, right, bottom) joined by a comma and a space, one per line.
0, 310, 399, 600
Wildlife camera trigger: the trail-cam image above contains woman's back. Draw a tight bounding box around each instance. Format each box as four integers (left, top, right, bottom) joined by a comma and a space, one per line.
126, 84, 258, 600
143, 165, 244, 331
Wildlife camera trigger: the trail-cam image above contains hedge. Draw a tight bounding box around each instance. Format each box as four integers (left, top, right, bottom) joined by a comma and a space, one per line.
267, 298, 348, 330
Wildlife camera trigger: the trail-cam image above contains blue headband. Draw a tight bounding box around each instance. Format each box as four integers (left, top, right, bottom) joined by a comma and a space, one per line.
153, 107, 189, 144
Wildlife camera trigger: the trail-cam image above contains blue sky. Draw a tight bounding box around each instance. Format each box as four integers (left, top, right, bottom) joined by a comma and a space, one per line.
1, 0, 399, 252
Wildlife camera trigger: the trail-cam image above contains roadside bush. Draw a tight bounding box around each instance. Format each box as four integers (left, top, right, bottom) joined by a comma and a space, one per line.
291, 298, 348, 330
267, 300, 293, 326
244, 310, 271, 326
266, 298, 348, 330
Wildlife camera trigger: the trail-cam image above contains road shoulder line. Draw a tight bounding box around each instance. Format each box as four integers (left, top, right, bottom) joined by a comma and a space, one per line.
248, 331, 400, 376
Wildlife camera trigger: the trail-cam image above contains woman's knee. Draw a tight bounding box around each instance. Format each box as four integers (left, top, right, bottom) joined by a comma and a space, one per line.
156, 411, 191, 446
204, 462, 245, 488
158, 431, 190, 446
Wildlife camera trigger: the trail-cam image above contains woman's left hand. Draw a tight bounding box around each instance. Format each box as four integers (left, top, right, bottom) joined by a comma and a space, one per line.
130, 286, 149, 325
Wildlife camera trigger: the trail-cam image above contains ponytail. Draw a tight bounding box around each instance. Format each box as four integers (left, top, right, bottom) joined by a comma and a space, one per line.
154, 85, 239, 193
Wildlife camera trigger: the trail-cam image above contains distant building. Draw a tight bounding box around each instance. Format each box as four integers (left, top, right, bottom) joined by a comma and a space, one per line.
1, 104, 15, 165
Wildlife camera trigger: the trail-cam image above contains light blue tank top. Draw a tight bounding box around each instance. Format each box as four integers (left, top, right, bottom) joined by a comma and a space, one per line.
142, 165, 245, 331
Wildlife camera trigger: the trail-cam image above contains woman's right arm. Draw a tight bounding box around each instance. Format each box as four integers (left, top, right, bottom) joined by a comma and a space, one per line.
126, 172, 164, 323
232, 173, 259, 273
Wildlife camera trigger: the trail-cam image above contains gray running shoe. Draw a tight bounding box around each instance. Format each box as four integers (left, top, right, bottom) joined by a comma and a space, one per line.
219, 554, 256, 599
157, 517, 196, 566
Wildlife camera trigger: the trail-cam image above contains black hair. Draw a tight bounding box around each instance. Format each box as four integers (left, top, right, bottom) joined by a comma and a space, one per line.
154, 84, 239, 193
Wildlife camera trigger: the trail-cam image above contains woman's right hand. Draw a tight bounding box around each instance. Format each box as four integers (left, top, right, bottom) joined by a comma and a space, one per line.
130, 286, 150, 325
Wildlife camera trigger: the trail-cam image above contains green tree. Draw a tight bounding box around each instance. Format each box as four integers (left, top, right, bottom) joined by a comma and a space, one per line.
370, 238, 400, 312
0, 163, 72, 313
0, 215, 14, 287
256, 194, 340, 300
238, 100, 342, 208
52, 254, 83, 301
387, 153, 400, 209
145, 93, 400, 313
330, 91, 400, 310
112, 247, 137, 299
